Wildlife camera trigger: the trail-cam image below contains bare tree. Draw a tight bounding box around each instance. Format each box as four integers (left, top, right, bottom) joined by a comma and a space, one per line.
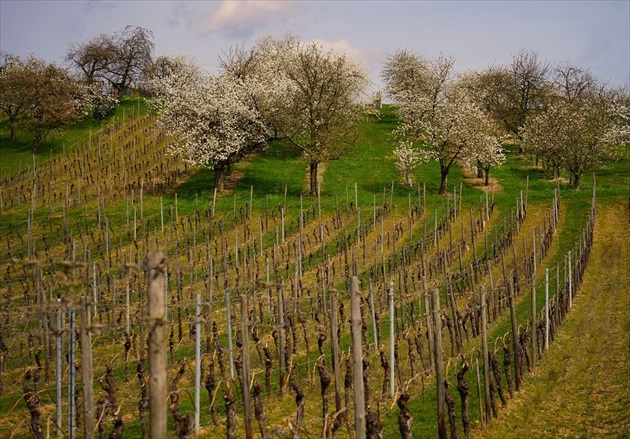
66, 33, 113, 84
551, 62, 600, 105
66, 25, 154, 96
509, 50, 551, 143
459, 50, 552, 151
107, 26, 154, 95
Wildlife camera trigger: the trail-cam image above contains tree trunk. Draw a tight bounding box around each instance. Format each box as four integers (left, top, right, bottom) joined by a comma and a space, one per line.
309, 162, 319, 197
476, 162, 483, 179
214, 163, 226, 193
484, 168, 490, 187
9, 121, 16, 142
439, 167, 449, 195
571, 172, 581, 190
32, 130, 45, 152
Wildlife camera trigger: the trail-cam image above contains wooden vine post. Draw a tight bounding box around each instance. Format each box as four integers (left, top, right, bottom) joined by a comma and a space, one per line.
350, 276, 365, 438
80, 297, 94, 439
56, 300, 63, 437
531, 231, 538, 367
389, 281, 395, 396
241, 294, 254, 439
423, 276, 434, 370
225, 286, 235, 380
277, 283, 286, 395
194, 294, 201, 433
330, 291, 343, 425
432, 288, 447, 439
146, 252, 167, 439
503, 253, 521, 391
480, 287, 491, 425
545, 268, 550, 350
68, 308, 75, 439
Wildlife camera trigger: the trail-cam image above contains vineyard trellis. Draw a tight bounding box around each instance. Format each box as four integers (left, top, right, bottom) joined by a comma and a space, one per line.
0, 110, 600, 438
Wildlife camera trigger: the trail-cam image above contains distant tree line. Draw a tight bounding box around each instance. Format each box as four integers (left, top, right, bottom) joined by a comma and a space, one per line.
1, 25, 628, 189
383, 49, 630, 190
0, 25, 153, 150
149, 33, 372, 195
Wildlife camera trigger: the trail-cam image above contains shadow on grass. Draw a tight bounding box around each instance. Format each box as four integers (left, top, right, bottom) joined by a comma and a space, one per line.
172, 139, 307, 203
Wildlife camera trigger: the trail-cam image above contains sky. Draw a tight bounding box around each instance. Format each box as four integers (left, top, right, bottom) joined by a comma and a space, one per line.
1, 0, 629, 92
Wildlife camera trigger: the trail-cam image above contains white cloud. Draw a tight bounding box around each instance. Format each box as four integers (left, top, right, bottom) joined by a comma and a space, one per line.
312, 38, 386, 69
311, 38, 387, 91
186, 1, 300, 39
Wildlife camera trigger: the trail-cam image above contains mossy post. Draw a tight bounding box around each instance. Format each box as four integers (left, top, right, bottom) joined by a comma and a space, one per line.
146, 252, 167, 439
432, 287, 447, 439
80, 298, 94, 439
480, 287, 491, 425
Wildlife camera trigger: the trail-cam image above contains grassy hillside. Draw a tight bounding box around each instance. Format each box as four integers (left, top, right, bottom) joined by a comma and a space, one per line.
0, 100, 628, 438
474, 202, 630, 438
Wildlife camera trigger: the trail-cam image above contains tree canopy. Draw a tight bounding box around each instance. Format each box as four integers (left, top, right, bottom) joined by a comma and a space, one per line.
66, 25, 154, 96
383, 51, 504, 194
0, 54, 89, 150
150, 56, 269, 192
271, 38, 370, 195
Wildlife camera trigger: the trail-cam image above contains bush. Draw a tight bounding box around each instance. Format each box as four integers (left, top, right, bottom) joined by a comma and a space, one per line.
91, 92, 119, 120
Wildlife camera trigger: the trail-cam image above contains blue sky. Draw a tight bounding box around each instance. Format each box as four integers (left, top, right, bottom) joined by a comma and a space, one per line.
1, 0, 628, 91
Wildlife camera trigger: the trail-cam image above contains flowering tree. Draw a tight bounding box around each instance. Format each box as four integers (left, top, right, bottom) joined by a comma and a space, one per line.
464, 133, 506, 186
252, 35, 370, 196
521, 101, 619, 189
217, 38, 286, 140
383, 52, 503, 193
607, 99, 630, 147
0, 53, 31, 142
151, 58, 269, 192
0, 54, 89, 149
381, 49, 434, 108
393, 140, 430, 185
144, 54, 202, 96
521, 62, 627, 189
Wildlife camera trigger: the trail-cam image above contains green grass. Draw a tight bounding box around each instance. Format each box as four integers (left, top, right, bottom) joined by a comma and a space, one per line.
475, 202, 630, 438
0, 98, 147, 178
0, 102, 628, 438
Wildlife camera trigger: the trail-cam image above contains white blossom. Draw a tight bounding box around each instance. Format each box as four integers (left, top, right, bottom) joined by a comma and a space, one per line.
393, 140, 431, 185
383, 51, 503, 193
521, 101, 619, 188
151, 57, 270, 191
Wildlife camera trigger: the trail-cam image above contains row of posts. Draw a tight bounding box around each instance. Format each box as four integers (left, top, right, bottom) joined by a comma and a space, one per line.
54, 233, 579, 439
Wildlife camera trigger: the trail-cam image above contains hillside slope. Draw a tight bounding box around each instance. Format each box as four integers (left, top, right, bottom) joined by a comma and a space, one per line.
474, 201, 630, 438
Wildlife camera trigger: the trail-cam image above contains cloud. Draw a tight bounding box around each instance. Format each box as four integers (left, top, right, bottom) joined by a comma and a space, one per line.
186, 1, 300, 39
311, 38, 387, 88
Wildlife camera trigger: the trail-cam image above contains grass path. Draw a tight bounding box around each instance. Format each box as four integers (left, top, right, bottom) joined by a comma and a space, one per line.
474, 201, 630, 438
